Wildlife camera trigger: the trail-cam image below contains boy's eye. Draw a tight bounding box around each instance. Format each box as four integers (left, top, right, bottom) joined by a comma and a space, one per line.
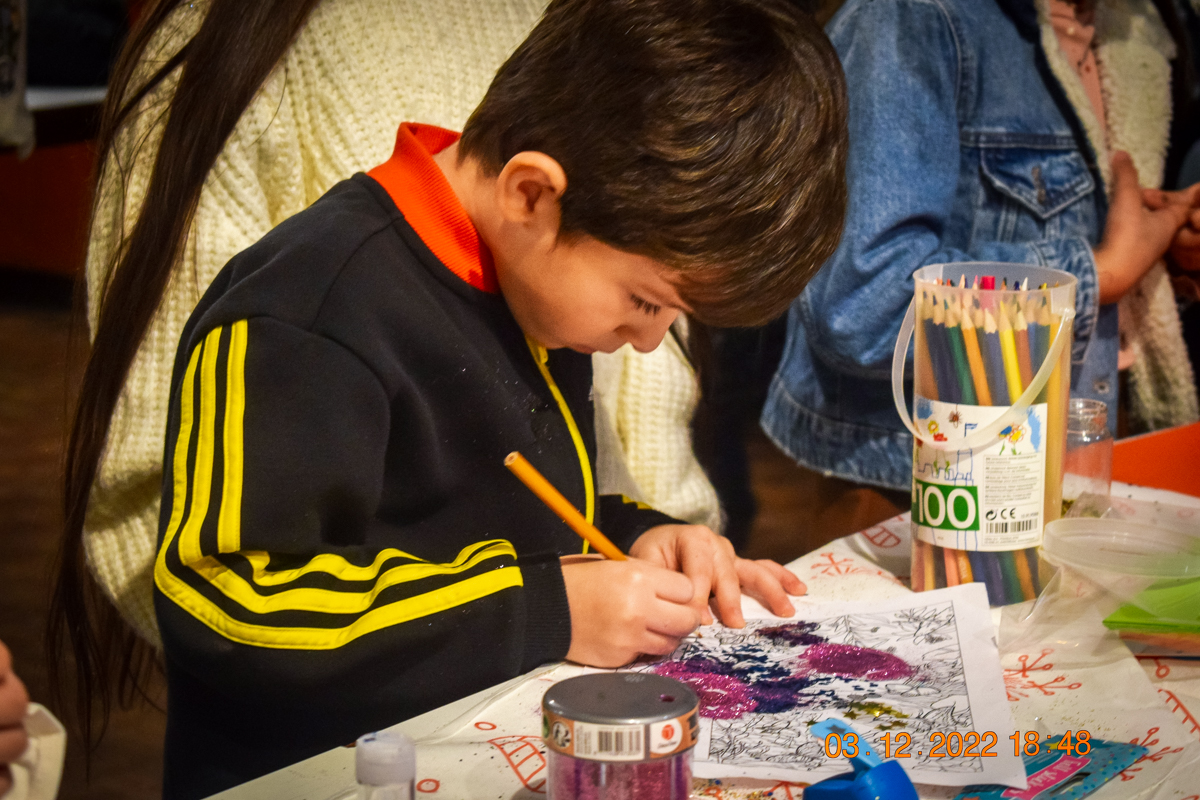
630, 293, 662, 316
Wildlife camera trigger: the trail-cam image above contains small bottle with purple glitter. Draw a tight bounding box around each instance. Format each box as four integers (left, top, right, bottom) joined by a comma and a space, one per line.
542, 673, 698, 800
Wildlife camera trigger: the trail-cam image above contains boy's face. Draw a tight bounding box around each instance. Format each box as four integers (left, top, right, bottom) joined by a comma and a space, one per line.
496, 235, 684, 354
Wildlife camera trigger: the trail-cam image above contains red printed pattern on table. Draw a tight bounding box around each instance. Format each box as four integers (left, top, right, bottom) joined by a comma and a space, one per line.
1003, 649, 1082, 702
488, 735, 547, 793
862, 524, 903, 548
1157, 688, 1200, 742
809, 552, 904, 585
1119, 727, 1185, 782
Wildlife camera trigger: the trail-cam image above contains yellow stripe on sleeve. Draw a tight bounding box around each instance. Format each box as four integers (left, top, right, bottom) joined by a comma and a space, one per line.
217, 319, 247, 554
178, 326, 224, 566
159, 337, 203, 565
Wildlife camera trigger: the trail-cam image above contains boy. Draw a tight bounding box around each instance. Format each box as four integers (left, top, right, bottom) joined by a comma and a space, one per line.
154, 0, 848, 795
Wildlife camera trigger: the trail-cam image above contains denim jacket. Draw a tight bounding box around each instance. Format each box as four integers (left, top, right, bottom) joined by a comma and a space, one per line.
761, 0, 1116, 491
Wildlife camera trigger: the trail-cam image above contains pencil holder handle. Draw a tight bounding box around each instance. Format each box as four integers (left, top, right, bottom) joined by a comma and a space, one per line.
891, 299, 1074, 452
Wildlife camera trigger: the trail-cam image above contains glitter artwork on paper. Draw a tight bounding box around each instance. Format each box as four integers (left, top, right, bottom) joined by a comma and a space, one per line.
632, 586, 1024, 787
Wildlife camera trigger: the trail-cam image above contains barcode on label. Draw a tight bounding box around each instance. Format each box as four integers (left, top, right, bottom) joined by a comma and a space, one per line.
985, 519, 1037, 534
575, 724, 644, 761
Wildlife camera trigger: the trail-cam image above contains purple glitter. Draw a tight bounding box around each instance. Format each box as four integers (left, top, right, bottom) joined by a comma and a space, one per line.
757, 621, 827, 647
547, 749, 691, 800
801, 643, 915, 681
652, 658, 837, 718
654, 661, 758, 719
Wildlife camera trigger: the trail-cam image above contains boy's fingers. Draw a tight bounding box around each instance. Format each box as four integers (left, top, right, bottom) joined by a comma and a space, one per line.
711, 557, 744, 628
647, 599, 701, 640
650, 567, 696, 606
0, 766, 11, 797
738, 561, 795, 617
678, 544, 714, 618
770, 562, 807, 596
640, 631, 687, 657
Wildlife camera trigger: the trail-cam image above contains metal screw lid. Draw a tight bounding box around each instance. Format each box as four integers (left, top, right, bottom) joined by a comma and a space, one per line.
542, 673, 697, 725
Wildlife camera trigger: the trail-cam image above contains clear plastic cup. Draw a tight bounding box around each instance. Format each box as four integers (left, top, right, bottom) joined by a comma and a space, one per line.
1062, 398, 1112, 508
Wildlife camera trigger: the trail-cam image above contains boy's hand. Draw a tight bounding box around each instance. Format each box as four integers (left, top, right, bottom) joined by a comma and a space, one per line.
561, 556, 700, 668
0, 641, 29, 796
628, 525, 805, 628
1095, 152, 1198, 304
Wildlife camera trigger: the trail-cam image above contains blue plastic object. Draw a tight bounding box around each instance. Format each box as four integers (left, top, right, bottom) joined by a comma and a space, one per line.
806, 720, 919, 800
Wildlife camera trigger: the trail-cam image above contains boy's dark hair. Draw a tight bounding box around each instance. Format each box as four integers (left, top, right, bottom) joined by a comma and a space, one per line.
460, 0, 848, 327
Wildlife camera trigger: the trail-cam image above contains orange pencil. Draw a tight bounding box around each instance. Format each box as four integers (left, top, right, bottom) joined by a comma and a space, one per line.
943, 546, 960, 586
959, 296, 992, 406
504, 451, 627, 560
955, 548, 973, 582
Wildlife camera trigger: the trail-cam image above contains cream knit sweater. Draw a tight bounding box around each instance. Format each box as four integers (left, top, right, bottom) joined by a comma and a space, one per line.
84, 0, 719, 647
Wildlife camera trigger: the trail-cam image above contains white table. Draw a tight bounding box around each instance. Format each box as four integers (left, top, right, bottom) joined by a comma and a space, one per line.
210, 483, 1200, 799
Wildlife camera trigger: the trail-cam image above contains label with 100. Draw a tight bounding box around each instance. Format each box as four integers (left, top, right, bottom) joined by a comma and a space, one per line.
912, 479, 979, 532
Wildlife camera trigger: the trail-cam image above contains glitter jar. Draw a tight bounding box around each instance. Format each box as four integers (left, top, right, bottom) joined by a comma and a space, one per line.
542, 673, 698, 800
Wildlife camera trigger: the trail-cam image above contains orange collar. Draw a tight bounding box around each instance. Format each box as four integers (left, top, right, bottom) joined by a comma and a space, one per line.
368, 123, 498, 293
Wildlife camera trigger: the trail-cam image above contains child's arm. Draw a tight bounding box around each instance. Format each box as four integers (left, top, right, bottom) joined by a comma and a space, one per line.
155, 319, 574, 698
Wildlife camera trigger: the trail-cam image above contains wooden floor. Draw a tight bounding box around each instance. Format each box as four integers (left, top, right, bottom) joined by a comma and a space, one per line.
0, 269, 902, 798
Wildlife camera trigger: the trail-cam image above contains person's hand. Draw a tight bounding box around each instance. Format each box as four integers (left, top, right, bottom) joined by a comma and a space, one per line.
1164, 202, 1200, 273
1094, 151, 1200, 303
0, 640, 30, 796
628, 525, 805, 628
561, 555, 701, 668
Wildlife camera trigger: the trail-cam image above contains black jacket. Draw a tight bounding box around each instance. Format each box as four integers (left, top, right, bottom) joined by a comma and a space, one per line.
155, 173, 676, 798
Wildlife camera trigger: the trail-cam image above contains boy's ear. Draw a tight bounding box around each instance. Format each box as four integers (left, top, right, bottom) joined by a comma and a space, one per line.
495, 152, 568, 225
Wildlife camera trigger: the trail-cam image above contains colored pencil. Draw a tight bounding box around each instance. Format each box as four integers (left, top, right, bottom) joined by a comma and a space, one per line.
1012, 546, 1036, 600
1013, 304, 1034, 389
959, 297, 992, 406
956, 549, 974, 582
944, 301, 977, 405
1024, 547, 1041, 594
931, 294, 961, 403
943, 545, 960, 585
997, 302, 1026, 400
924, 540, 936, 592
1044, 311, 1067, 526
998, 550, 1024, 602
982, 553, 1007, 605
1032, 299, 1052, 403
911, 539, 927, 592
505, 451, 626, 560
918, 291, 941, 401
981, 310, 1011, 406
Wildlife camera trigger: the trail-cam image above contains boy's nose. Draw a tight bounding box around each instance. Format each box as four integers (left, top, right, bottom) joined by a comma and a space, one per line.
624, 309, 680, 353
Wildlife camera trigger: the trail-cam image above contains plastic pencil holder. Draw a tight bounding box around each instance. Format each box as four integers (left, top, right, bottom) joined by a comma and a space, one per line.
891, 263, 1076, 606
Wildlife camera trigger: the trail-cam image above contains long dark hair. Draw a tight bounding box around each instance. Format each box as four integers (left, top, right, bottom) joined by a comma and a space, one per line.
48, 0, 320, 749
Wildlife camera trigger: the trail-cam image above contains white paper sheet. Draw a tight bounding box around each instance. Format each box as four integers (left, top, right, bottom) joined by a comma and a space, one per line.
637, 583, 1026, 788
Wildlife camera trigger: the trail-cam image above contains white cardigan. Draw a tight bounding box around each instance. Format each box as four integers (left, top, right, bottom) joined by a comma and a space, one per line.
84, 0, 718, 647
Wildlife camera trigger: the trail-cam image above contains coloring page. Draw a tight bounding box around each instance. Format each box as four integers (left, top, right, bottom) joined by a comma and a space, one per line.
637, 584, 1026, 787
